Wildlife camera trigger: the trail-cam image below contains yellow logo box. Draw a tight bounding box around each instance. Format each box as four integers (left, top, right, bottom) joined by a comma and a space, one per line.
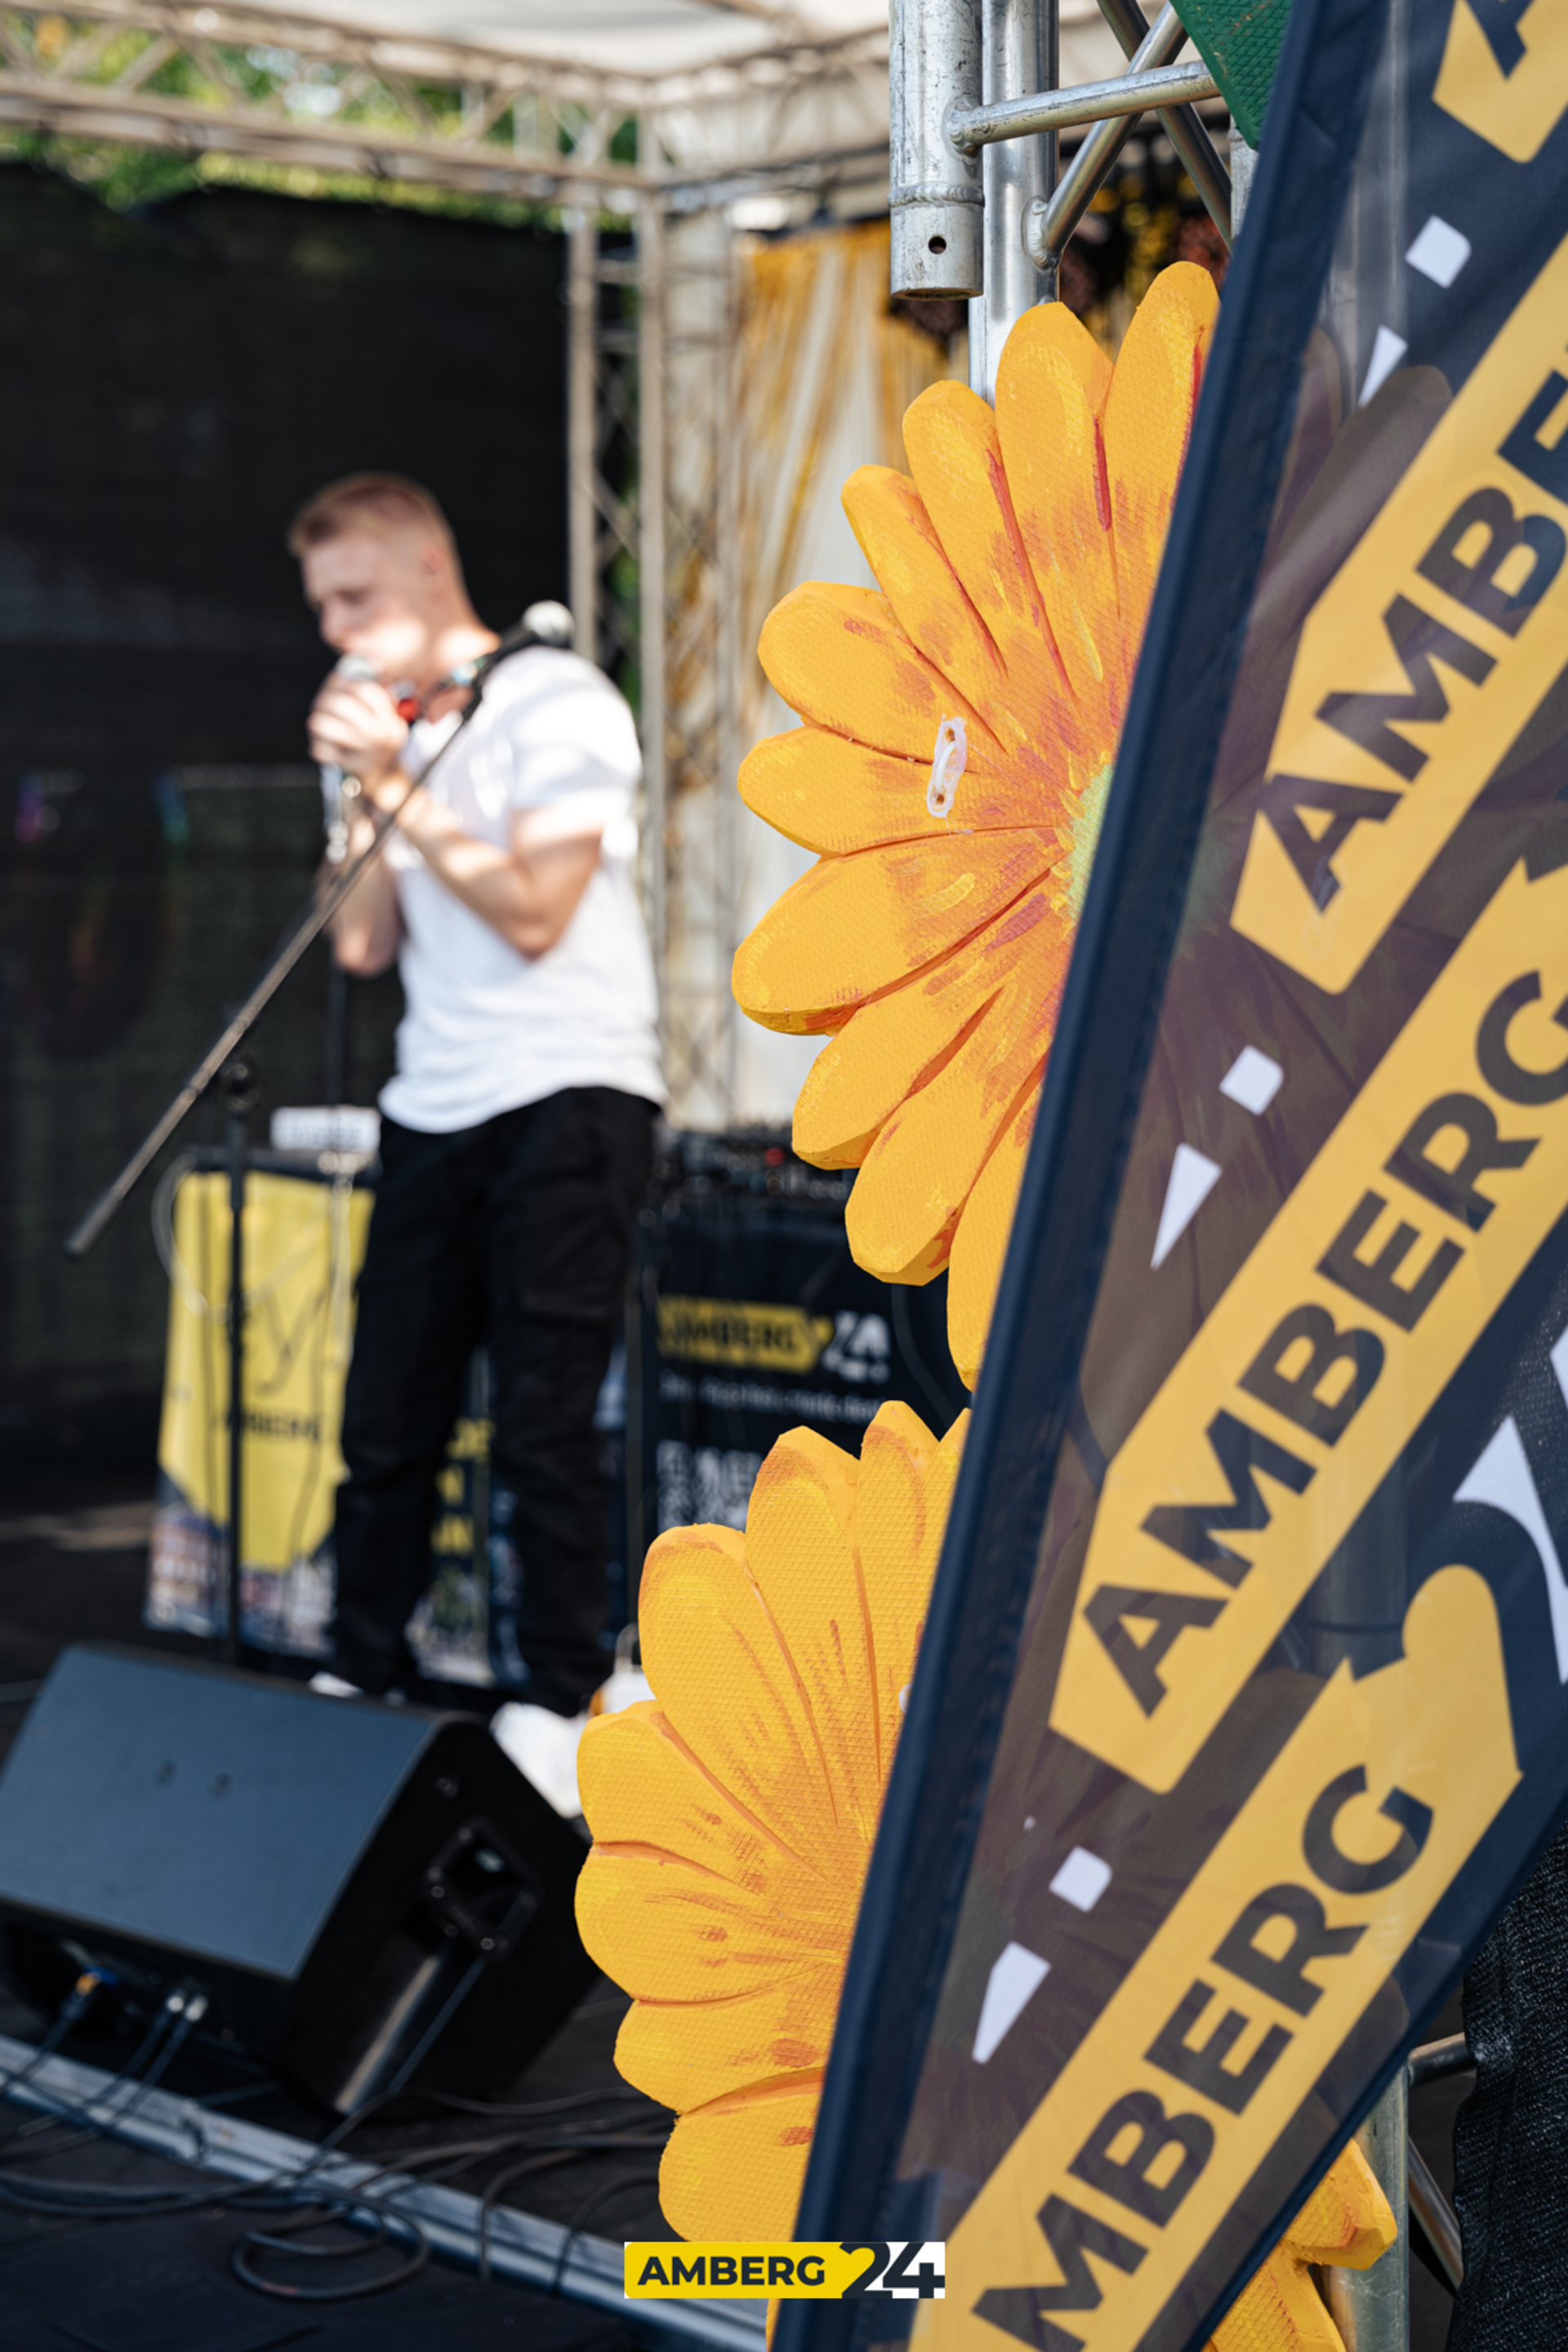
657, 1294, 835, 1375
624, 2241, 947, 2301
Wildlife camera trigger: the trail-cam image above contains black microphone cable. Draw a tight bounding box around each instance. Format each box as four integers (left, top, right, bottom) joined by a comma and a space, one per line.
0, 1967, 114, 2116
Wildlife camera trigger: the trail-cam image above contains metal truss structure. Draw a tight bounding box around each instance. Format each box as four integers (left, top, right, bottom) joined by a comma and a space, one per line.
567, 202, 741, 1127
0, 0, 889, 203
0, 0, 1236, 1129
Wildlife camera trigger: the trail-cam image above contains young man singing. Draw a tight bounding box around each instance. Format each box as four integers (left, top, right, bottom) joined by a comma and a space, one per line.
296, 474, 660, 1815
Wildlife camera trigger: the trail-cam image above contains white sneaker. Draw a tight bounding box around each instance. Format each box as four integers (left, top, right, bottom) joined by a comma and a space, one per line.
491, 1701, 590, 1819
594, 1624, 654, 1717
310, 1671, 363, 1699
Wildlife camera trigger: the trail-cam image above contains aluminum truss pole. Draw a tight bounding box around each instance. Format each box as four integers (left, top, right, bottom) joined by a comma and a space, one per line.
638, 192, 668, 987
567, 203, 599, 668
889, 0, 1232, 377
1325, 2074, 1410, 2351
1098, 0, 1229, 242
889, 0, 984, 301
970, 0, 1055, 401
1021, 2, 1187, 270
715, 232, 744, 1116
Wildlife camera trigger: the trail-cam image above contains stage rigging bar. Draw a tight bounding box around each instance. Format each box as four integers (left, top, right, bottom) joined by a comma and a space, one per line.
948, 51, 1218, 150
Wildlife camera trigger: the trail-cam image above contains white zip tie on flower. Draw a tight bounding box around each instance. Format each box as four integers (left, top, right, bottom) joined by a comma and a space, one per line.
927, 715, 967, 819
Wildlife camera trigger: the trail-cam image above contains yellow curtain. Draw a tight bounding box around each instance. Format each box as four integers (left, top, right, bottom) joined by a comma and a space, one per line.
733, 219, 964, 745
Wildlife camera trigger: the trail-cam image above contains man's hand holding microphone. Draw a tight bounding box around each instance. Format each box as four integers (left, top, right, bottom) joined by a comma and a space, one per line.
310, 656, 416, 865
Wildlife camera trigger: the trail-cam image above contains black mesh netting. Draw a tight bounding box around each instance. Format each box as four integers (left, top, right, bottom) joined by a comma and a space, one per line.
0, 163, 572, 1460
1451, 1814, 1568, 2349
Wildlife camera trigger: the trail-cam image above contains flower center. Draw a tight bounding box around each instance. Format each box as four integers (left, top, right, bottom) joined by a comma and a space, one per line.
1067, 760, 1114, 921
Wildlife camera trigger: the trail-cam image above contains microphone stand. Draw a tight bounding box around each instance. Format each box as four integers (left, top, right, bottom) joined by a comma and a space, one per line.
62, 795, 403, 1664
220, 1052, 257, 1666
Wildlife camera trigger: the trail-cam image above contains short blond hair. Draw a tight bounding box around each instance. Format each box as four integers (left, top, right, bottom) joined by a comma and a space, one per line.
287, 472, 457, 559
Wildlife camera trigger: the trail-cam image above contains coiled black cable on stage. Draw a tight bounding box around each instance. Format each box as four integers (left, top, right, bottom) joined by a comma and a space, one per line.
231, 2201, 432, 2301
0, 2010, 669, 2310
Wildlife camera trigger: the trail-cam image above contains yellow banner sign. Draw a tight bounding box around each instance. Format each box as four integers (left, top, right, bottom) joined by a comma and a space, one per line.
1054, 857, 1568, 1788
1230, 229, 1568, 991
1435, 0, 1568, 162
925, 1570, 1517, 2350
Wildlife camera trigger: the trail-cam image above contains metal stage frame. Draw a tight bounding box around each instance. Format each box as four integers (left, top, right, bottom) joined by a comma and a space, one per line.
0, 0, 1223, 1126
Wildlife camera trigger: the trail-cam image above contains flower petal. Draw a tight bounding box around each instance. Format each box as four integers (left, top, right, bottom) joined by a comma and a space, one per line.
901, 380, 1077, 766
743, 1428, 885, 1842
635, 1524, 844, 1859
759, 582, 1003, 766
792, 937, 1006, 1168
617, 1974, 840, 2113
733, 834, 1054, 1036
1206, 2249, 1343, 2352
841, 463, 1008, 719
996, 301, 1121, 725
738, 726, 1034, 858
1102, 261, 1218, 657
947, 1084, 1038, 1388
857, 1402, 965, 1745
843, 895, 1067, 1278
1209, 2145, 1396, 2352
742, 728, 928, 856
658, 2082, 819, 2243
577, 1702, 791, 1887
848, 1040, 1041, 1285
576, 1841, 849, 2005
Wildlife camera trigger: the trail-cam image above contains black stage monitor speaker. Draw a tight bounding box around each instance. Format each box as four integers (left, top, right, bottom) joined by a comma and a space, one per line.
0, 1646, 596, 2111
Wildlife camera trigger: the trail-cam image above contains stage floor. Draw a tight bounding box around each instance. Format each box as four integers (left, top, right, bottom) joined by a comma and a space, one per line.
0, 2149, 636, 2351
0, 1468, 679, 2339
0, 1471, 1469, 2349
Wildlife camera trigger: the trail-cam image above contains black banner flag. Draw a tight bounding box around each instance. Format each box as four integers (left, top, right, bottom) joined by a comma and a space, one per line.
779, 0, 1568, 2345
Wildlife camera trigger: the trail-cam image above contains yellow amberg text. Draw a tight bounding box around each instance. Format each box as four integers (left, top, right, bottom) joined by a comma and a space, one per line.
923, 1570, 1517, 2350
1056, 857, 1568, 1789
1231, 229, 1568, 991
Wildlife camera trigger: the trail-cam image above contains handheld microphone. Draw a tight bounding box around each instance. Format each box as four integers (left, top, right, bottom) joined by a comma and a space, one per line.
434, 601, 577, 702
320, 654, 382, 865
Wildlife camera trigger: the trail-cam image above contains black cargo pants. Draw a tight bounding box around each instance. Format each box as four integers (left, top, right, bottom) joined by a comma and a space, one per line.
330, 1085, 655, 1710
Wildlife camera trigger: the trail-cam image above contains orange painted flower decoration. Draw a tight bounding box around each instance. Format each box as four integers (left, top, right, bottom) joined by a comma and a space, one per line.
733, 265, 1218, 1386
1207, 2140, 1397, 2352
575, 1401, 965, 2239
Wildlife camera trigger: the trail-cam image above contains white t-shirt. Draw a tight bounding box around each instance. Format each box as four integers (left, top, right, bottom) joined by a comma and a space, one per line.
377, 647, 663, 1134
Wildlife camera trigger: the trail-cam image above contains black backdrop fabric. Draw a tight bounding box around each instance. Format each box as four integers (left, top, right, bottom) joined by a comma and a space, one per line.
0, 164, 569, 1459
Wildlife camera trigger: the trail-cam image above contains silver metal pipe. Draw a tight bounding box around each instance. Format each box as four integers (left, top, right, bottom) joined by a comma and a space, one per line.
969, 0, 1054, 403
1408, 2032, 1471, 2090
1022, 3, 1194, 265
951, 54, 1218, 150
1408, 2142, 1463, 2295
890, 0, 983, 296
566, 202, 598, 667
715, 225, 742, 1120
1098, 0, 1229, 243
1324, 2074, 1410, 2352
637, 191, 667, 986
